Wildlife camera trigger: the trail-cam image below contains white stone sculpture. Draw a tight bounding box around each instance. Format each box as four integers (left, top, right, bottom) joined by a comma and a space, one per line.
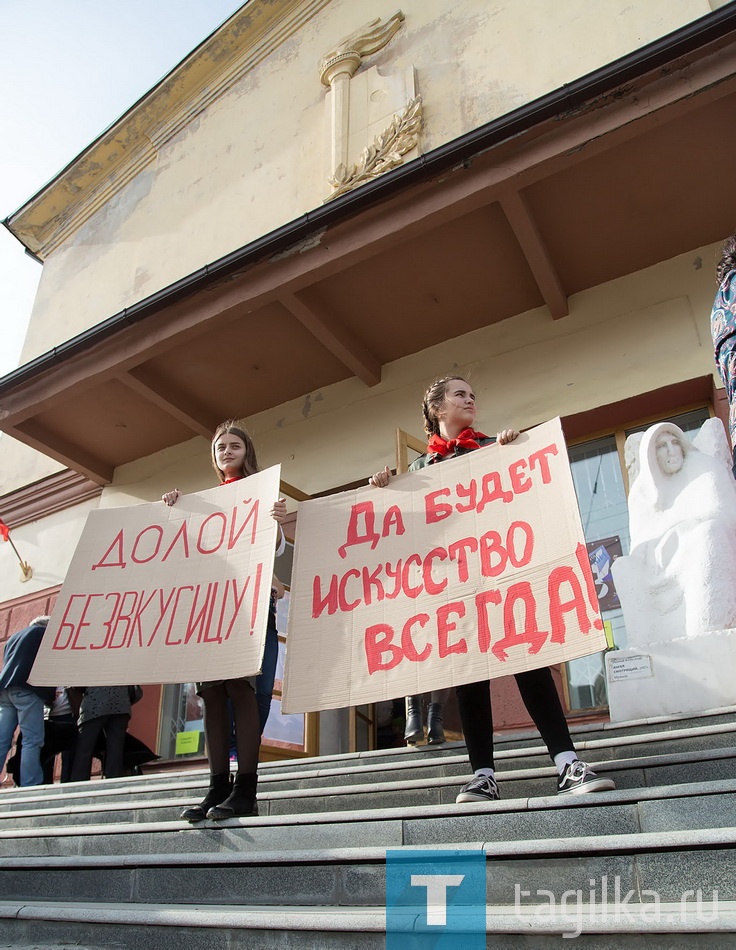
612, 418, 736, 644
607, 418, 736, 721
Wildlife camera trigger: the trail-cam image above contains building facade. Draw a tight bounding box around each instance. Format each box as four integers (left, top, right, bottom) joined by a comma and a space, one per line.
2, 0, 735, 766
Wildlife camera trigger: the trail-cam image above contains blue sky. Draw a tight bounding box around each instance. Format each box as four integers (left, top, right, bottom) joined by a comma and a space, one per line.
0, 0, 245, 377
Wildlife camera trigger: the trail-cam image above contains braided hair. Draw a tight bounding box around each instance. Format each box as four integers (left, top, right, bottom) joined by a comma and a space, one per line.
421, 375, 468, 438
211, 420, 260, 482
716, 233, 736, 284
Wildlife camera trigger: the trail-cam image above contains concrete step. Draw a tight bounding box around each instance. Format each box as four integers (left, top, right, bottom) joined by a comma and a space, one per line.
0, 824, 735, 907
2, 718, 734, 817
2, 707, 736, 947
0, 897, 734, 949
3, 704, 734, 809
0, 827, 736, 906
2, 742, 735, 836
0, 777, 734, 857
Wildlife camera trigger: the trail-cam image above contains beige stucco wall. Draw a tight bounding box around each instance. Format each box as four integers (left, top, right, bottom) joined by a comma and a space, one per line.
0, 497, 99, 605
0, 434, 65, 498
19, 0, 712, 363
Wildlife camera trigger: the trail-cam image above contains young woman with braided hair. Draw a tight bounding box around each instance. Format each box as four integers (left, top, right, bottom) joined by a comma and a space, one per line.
163, 420, 287, 820
370, 375, 615, 802
711, 233, 736, 476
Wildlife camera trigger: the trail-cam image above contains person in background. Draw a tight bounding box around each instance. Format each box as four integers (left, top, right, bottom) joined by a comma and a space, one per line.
404, 689, 451, 745
711, 231, 736, 476
7, 686, 81, 785
0, 616, 55, 787
70, 686, 135, 781
370, 375, 615, 803
43, 687, 80, 783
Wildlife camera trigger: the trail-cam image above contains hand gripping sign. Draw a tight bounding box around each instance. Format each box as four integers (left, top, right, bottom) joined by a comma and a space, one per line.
30, 466, 281, 687
282, 419, 605, 713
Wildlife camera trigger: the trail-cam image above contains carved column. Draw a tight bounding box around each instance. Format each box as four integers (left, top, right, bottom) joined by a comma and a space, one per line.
319, 12, 412, 198
320, 51, 362, 178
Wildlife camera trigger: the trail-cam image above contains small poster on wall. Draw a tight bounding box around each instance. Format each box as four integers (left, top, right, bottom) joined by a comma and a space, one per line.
586, 536, 623, 612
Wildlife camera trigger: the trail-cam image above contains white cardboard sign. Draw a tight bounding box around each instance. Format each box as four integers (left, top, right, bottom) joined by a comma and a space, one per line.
283, 418, 606, 713
30, 466, 281, 686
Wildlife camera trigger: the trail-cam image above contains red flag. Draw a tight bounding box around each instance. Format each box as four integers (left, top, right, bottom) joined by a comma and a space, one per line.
0, 518, 9, 542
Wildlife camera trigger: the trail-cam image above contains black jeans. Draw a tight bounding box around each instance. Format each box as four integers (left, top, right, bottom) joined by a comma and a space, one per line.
70, 713, 129, 781
456, 667, 574, 771
42, 714, 78, 783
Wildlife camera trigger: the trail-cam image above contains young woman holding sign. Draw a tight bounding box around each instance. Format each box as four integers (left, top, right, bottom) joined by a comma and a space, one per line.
370, 376, 615, 803
163, 421, 287, 821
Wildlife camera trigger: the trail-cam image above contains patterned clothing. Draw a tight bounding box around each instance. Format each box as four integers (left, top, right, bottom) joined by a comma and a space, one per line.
711, 271, 736, 451
77, 686, 131, 726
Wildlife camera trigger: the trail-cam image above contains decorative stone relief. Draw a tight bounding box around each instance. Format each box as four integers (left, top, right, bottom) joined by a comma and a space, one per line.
319, 11, 422, 201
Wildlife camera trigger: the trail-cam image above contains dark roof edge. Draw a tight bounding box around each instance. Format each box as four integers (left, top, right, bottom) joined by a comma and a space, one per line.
2, 2, 736, 395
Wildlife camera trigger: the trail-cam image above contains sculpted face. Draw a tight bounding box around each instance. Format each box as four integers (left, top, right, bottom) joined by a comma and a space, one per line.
655, 430, 684, 476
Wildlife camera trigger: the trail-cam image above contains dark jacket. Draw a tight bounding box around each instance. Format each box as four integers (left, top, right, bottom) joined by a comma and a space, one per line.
0, 620, 56, 704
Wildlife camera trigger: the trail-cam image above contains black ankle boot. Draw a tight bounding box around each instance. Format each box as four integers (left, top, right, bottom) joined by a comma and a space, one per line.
427, 702, 446, 744
207, 771, 258, 819
404, 695, 424, 744
180, 772, 232, 822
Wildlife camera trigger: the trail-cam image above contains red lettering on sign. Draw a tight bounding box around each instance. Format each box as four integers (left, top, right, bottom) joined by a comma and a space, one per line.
437, 602, 467, 658
338, 501, 380, 559
493, 582, 548, 660
364, 623, 403, 674
401, 613, 431, 663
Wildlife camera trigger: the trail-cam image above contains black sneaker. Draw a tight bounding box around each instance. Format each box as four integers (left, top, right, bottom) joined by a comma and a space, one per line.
557, 760, 615, 795
455, 774, 500, 803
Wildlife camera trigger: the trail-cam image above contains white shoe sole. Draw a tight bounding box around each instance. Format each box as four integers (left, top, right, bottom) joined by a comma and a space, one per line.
455, 790, 501, 803
558, 776, 616, 795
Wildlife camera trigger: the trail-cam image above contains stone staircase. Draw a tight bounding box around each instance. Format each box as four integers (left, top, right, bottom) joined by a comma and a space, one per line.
1, 706, 736, 948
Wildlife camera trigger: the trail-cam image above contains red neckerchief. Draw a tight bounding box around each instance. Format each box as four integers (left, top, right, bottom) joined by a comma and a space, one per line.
426, 427, 490, 460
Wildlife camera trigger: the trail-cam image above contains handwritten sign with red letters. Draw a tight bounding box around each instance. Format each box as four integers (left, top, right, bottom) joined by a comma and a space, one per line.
30, 466, 281, 686
282, 419, 605, 713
